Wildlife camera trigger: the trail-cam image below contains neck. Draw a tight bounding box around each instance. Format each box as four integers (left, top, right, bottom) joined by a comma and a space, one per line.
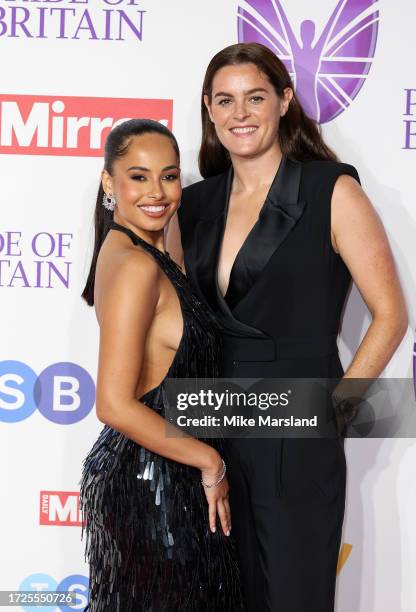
230, 144, 283, 193
112, 215, 165, 251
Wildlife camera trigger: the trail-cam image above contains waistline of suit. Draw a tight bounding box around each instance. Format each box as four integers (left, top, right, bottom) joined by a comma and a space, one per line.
221, 333, 339, 363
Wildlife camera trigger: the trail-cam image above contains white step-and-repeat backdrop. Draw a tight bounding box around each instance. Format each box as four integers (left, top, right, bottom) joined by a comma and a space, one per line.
1, 1, 415, 610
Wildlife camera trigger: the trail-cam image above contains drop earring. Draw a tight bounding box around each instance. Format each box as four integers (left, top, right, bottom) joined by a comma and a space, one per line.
102, 192, 116, 211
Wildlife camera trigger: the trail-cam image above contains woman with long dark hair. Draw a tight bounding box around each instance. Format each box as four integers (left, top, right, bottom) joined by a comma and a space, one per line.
79, 119, 243, 611
168, 43, 408, 611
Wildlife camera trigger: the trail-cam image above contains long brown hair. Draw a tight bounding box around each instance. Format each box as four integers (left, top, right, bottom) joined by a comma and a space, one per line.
82, 119, 179, 306
199, 43, 337, 178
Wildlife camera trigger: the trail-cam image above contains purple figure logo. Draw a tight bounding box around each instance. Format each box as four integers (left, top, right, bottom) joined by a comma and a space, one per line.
237, 0, 379, 123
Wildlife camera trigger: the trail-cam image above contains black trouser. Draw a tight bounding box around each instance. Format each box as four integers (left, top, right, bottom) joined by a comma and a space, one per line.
225, 437, 346, 612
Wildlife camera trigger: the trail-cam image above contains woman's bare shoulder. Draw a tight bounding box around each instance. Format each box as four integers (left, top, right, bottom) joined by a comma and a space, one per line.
95, 244, 161, 319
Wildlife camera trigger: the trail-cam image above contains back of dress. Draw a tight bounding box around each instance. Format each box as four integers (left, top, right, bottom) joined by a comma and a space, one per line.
80, 222, 243, 612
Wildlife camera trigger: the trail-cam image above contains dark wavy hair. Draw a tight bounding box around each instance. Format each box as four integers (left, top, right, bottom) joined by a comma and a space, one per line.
199, 43, 337, 178
82, 118, 180, 306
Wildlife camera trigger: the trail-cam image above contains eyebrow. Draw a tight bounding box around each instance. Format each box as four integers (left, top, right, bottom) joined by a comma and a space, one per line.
127, 165, 179, 172
214, 87, 269, 98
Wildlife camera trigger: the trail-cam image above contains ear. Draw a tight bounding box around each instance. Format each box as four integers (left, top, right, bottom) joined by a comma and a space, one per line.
101, 169, 113, 195
281, 87, 294, 117
203, 94, 214, 123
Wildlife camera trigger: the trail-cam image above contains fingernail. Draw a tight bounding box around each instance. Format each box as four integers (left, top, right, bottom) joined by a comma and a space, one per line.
212, 527, 216, 533
226, 530, 230, 536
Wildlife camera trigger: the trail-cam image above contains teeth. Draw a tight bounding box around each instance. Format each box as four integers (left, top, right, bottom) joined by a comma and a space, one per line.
231, 127, 257, 134
140, 206, 166, 212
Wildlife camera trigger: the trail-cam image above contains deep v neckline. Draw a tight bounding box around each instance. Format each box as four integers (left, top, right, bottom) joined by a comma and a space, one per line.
217, 155, 286, 304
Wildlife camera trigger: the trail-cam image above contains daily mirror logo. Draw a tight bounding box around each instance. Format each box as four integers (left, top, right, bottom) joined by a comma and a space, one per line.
0, 94, 173, 157
39, 491, 82, 527
237, 0, 379, 123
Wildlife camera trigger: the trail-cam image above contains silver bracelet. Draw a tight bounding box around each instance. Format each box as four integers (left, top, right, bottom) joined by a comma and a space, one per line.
201, 459, 226, 488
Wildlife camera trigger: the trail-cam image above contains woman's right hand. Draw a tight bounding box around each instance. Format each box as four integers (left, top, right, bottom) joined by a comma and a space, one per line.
201, 460, 231, 537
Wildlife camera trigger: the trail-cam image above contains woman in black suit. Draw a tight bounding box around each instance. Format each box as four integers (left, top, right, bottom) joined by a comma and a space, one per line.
168, 43, 407, 611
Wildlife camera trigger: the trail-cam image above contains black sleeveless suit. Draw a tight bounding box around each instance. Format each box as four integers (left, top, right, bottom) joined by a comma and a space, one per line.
178, 156, 360, 612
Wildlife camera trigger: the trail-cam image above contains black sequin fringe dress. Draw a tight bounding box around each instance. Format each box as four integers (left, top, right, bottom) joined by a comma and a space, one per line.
79, 221, 244, 612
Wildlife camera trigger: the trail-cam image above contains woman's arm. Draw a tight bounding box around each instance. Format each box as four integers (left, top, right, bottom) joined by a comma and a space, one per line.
95, 250, 229, 533
331, 175, 408, 379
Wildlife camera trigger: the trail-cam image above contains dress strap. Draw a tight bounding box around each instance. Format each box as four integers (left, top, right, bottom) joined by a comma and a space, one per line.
109, 220, 170, 261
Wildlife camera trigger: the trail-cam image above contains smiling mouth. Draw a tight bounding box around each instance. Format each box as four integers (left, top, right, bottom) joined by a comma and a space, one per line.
230, 126, 258, 135
138, 204, 169, 217
140, 205, 167, 212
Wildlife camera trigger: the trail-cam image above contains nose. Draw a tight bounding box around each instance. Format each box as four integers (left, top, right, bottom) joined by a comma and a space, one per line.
233, 98, 250, 121
146, 180, 164, 200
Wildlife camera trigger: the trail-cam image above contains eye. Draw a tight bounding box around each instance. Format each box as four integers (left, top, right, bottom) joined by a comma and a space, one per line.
249, 96, 264, 104
218, 98, 232, 107
162, 174, 179, 181
131, 175, 146, 181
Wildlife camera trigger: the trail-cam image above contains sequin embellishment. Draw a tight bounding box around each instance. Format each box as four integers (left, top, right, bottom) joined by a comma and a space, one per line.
79, 221, 244, 611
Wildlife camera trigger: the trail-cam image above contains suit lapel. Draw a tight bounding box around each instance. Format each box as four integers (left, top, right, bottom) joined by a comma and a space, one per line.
192, 157, 306, 337
193, 170, 266, 338
192, 171, 229, 317
224, 156, 306, 309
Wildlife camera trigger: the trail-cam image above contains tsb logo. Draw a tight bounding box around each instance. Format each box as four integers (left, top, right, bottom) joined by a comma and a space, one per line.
19, 573, 88, 612
0, 360, 95, 424
40, 491, 82, 527
0, 94, 173, 157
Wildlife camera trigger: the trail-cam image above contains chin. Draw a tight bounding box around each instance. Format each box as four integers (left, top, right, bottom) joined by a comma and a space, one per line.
221, 138, 260, 158
141, 219, 168, 232
229, 145, 264, 159
132, 207, 177, 230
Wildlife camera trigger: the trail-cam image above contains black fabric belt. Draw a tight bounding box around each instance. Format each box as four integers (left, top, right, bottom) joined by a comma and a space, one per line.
222, 334, 338, 362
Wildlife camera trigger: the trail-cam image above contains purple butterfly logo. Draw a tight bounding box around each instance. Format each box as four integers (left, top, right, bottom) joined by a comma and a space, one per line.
237, 0, 379, 123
